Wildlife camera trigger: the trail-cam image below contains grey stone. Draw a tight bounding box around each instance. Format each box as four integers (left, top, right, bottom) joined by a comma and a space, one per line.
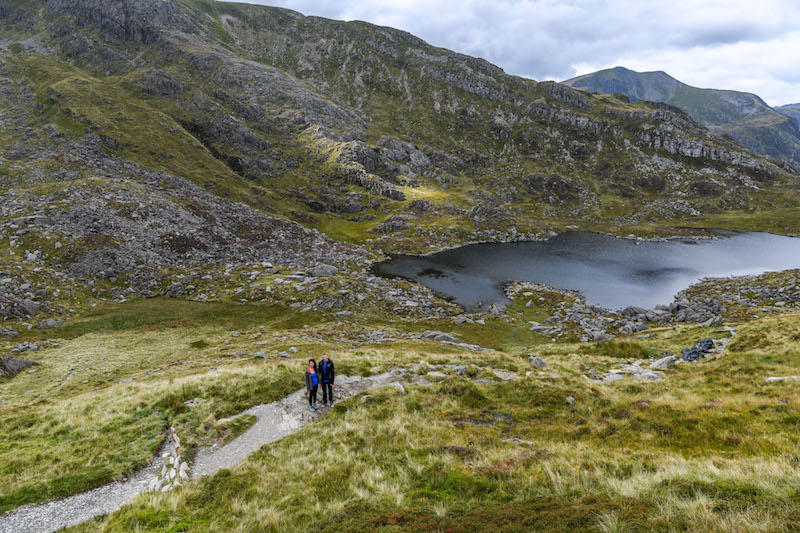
309, 263, 338, 277
35, 318, 64, 330
184, 397, 206, 407
649, 355, 677, 370
528, 355, 548, 368
632, 371, 664, 381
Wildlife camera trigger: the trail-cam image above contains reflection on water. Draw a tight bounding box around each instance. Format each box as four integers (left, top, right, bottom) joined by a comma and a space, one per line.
373, 231, 800, 310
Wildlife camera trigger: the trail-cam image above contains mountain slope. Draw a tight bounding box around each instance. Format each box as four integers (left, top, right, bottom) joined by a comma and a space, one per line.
0, 0, 798, 265
564, 66, 800, 170
778, 103, 800, 128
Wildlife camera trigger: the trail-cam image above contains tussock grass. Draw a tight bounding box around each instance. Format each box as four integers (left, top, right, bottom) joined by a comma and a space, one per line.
5, 300, 800, 530
74, 313, 800, 531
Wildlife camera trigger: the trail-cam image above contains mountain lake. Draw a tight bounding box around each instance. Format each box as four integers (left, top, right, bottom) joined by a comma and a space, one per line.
373, 230, 800, 310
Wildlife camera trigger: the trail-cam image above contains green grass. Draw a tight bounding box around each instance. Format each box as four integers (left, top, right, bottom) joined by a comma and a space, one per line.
2, 275, 800, 531
72, 327, 800, 531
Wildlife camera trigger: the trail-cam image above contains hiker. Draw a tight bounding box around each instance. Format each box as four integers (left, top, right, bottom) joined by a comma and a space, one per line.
318, 353, 335, 406
305, 359, 319, 412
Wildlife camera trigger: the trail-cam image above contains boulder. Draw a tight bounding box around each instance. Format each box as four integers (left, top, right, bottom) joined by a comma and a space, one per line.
701, 315, 724, 327
368, 216, 409, 234
35, 318, 64, 330
649, 354, 677, 370
528, 356, 549, 368
681, 338, 715, 362
183, 397, 206, 407
433, 333, 462, 344
0, 355, 39, 378
309, 263, 338, 277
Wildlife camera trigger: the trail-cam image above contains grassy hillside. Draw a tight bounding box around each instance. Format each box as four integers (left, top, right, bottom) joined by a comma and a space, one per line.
1, 278, 799, 531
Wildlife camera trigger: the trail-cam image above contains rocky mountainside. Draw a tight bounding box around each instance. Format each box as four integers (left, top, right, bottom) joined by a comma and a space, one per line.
778, 103, 800, 128
0, 0, 798, 303
564, 66, 800, 170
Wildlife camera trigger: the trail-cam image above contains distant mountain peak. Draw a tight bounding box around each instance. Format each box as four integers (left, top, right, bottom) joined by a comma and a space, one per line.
564, 67, 800, 170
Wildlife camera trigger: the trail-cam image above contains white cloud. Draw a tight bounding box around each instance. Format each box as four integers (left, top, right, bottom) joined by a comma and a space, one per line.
226, 0, 800, 106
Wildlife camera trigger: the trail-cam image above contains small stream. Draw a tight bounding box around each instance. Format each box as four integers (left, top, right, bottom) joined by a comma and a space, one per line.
374, 231, 800, 310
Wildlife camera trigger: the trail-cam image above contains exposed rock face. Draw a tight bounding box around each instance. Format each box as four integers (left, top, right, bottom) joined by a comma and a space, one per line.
0, 134, 370, 276
537, 81, 592, 111
131, 69, 187, 96
44, 0, 197, 45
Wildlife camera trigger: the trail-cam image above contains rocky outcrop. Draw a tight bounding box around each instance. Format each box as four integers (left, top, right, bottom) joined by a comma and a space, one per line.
537, 81, 592, 111
369, 215, 409, 234
0, 135, 371, 276
634, 130, 776, 176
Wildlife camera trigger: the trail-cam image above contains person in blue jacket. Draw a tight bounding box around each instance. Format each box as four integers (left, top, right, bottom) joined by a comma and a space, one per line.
318, 353, 335, 406
305, 359, 319, 412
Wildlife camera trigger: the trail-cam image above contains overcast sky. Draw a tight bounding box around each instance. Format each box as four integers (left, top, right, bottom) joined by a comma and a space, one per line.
228, 0, 800, 107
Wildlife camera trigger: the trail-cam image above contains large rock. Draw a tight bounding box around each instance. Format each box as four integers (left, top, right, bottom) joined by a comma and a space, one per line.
0, 355, 39, 378
528, 355, 549, 368
309, 263, 338, 277
681, 338, 715, 362
369, 216, 410, 234
649, 354, 677, 370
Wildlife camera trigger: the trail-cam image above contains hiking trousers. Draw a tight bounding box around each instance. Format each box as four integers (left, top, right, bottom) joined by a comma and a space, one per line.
321, 382, 333, 404
308, 385, 318, 405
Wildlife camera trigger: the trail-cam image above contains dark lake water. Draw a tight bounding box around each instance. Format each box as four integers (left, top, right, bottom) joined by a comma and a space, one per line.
374, 231, 800, 310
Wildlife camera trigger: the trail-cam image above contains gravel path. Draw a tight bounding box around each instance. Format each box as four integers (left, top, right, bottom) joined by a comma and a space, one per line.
193, 371, 407, 478
0, 371, 410, 533
0, 438, 173, 533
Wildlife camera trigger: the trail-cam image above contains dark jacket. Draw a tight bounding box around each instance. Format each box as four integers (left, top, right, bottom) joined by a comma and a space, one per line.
318, 359, 335, 384
305, 369, 318, 392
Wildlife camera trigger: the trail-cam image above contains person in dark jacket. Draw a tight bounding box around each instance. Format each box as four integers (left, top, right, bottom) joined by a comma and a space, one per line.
305, 359, 319, 412
318, 353, 335, 406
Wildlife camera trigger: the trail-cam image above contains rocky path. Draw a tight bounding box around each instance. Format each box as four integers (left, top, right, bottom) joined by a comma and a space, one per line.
0, 439, 173, 533
0, 371, 411, 533
192, 371, 407, 478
